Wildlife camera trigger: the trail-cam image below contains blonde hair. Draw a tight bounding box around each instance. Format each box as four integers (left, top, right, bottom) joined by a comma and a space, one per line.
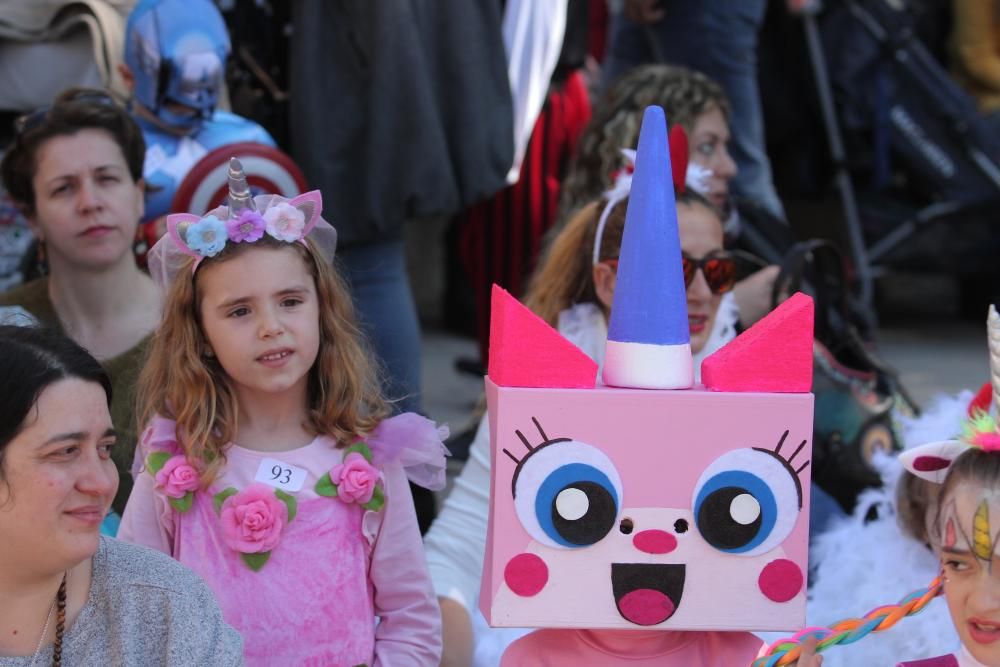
137, 237, 389, 484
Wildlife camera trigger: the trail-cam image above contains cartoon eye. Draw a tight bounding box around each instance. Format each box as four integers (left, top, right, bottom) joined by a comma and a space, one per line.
511, 438, 623, 549
692, 443, 805, 556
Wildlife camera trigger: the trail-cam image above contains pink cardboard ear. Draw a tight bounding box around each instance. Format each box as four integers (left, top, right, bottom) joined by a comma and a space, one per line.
701, 292, 814, 392
898, 440, 971, 484
288, 190, 323, 237
166, 213, 207, 260
487, 285, 598, 388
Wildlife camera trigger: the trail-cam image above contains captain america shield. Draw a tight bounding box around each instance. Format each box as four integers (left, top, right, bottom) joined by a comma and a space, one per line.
171, 142, 309, 216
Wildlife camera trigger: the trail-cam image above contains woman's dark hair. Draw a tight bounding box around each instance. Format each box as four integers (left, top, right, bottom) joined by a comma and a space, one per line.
0, 87, 145, 216
0, 326, 112, 472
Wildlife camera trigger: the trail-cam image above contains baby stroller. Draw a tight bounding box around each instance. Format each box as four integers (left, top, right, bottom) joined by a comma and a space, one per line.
805, 0, 1000, 305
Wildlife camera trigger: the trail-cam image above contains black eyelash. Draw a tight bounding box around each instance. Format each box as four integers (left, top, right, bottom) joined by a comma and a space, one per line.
753, 430, 809, 509
504, 417, 570, 498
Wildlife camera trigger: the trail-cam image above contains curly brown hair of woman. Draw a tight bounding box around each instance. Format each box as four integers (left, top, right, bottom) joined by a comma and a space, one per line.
559, 64, 730, 223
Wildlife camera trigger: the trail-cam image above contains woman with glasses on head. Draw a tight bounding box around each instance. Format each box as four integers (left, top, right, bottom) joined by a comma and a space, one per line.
425, 178, 740, 666
0, 88, 161, 527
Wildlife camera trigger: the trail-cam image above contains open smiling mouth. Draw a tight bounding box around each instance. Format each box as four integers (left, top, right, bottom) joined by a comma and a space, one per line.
611, 563, 686, 626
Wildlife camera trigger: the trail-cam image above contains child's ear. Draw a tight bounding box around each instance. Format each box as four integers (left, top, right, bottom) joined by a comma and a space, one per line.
592, 262, 617, 311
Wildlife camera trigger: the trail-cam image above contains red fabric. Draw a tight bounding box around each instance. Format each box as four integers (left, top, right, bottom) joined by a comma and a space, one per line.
588, 0, 609, 63
455, 70, 592, 363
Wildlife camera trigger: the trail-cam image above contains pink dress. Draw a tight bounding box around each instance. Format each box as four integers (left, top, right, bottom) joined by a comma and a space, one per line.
500, 628, 764, 666
119, 413, 447, 667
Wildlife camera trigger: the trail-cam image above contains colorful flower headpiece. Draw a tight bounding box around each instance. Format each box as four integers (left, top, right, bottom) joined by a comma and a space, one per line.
148, 158, 337, 289
166, 158, 323, 270
592, 125, 712, 266
900, 304, 1000, 483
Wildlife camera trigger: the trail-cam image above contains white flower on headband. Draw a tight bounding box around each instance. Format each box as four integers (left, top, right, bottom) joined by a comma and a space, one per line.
264, 203, 306, 242
685, 162, 713, 197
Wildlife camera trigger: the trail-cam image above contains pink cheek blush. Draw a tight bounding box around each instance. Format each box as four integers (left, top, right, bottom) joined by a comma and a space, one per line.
758, 558, 803, 603
504, 553, 549, 597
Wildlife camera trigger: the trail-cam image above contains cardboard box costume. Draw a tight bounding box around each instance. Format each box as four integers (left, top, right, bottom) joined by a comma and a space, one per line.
480, 107, 817, 640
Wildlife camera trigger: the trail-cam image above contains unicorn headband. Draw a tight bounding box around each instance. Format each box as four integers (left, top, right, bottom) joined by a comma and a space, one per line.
148, 158, 338, 289
899, 304, 1000, 483
592, 124, 712, 266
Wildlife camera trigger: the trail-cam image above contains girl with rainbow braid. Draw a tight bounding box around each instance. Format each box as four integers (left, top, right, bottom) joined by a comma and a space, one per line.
762, 306, 1000, 667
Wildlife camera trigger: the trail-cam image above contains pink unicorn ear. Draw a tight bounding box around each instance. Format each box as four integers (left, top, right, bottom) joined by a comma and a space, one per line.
898, 440, 971, 484
166, 213, 207, 260
288, 190, 323, 237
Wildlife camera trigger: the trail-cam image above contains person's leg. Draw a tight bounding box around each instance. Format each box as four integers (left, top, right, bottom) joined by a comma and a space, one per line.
338, 238, 423, 415
600, 9, 654, 91
338, 239, 437, 531
701, 0, 786, 220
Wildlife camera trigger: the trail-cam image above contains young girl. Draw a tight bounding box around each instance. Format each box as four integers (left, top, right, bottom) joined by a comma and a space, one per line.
118, 161, 446, 665
428, 155, 742, 665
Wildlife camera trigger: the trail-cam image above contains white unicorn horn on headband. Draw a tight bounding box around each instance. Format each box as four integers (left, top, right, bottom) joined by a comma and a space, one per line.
226, 157, 256, 215
900, 304, 1000, 483
989, 304, 1000, 418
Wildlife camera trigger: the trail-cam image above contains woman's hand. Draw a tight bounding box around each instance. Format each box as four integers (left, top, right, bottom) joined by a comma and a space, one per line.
439, 596, 474, 667
733, 265, 781, 327
795, 636, 824, 666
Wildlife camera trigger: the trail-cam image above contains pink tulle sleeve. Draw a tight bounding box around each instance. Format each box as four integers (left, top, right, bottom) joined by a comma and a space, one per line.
118, 415, 178, 555
367, 413, 450, 491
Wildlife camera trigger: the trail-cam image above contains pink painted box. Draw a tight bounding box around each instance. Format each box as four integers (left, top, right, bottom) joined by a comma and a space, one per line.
480, 380, 814, 632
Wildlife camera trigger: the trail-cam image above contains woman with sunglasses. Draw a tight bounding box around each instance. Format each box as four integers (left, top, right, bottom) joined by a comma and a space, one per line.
0, 88, 161, 527
426, 185, 736, 667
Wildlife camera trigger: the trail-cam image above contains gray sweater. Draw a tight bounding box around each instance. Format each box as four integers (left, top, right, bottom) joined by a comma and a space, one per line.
0, 537, 243, 666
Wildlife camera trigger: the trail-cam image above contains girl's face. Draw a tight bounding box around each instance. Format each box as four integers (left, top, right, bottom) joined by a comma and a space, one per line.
0, 379, 117, 574
678, 201, 725, 355
29, 128, 144, 272
198, 245, 321, 406
938, 483, 1000, 664
689, 107, 737, 213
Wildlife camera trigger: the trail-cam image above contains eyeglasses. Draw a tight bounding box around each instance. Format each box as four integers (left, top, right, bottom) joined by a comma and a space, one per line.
604, 250, 766, 296
13, 89, 118, 137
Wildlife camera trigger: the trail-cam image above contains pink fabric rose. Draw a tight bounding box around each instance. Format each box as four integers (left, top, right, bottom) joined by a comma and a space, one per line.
330, 452, 381, 504
154, 455, 200, 498
220, 484, 288, 554
263, 202, 306, 242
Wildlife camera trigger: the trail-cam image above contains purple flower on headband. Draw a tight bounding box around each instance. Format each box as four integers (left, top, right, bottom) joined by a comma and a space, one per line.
186, 215, 227, 257
263, 203, 306, 242
227, 210, 266, 243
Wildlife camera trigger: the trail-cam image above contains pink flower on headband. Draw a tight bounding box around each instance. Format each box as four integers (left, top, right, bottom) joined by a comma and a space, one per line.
263, 202, 306, 242
227, 210, 266, 243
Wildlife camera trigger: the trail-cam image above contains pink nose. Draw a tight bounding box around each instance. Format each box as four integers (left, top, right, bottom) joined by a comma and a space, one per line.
632, 529, 677, 554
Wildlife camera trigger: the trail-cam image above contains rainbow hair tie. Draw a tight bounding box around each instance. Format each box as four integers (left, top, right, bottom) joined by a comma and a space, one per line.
752, 576, 943, 667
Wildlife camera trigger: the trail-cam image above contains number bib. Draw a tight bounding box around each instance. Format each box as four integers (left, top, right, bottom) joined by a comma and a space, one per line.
254, 457, 307, 493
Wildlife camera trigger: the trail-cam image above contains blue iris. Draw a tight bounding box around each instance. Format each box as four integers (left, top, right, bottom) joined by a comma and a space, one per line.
535, 463, 619, 548
694, 470, 777, 553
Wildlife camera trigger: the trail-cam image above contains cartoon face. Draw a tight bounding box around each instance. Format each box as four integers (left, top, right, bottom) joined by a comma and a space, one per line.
481, 380, 813, 631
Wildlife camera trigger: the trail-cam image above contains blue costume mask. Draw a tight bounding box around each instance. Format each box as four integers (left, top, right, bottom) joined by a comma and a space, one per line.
124, 0, 230, 131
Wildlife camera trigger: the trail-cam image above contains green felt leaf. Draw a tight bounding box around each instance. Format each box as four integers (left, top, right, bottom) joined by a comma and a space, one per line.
315, 473, 338, 497
343, 441, 373, 463
274, 489, 297, 523
241, 551, 270, 572
361, 485, 385, 512
146, 451, 171, 475
213, 487, 239, 514
352, 663, 369, 667
168, 492, 193, 513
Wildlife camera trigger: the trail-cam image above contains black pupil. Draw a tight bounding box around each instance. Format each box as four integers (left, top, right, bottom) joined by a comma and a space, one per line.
551, 481, 617, 546
696, 487, 761, 550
